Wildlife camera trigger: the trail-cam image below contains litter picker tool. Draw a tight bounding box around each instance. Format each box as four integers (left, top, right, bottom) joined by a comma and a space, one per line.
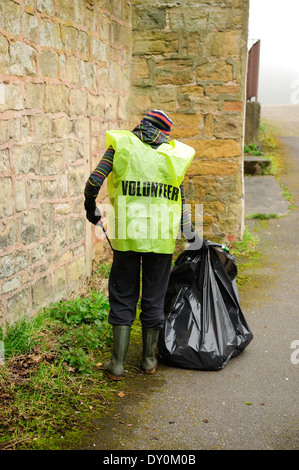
95, 207, 113, 251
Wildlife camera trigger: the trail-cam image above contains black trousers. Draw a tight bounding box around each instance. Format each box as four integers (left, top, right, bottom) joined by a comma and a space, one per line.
108, 250, 173, 330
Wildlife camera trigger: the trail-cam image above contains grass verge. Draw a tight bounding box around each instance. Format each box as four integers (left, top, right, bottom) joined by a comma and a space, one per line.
0, 270, 143, 451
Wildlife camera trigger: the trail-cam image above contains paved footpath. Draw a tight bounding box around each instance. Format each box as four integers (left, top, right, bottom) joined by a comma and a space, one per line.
81, 108, 299, 452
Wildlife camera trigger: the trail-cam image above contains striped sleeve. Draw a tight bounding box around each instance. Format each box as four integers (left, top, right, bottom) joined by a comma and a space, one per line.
84, 146, 114, 199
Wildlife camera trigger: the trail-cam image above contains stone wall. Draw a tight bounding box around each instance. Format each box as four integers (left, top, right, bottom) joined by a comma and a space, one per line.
131, 0, 249, 243
0, 0, 132, 327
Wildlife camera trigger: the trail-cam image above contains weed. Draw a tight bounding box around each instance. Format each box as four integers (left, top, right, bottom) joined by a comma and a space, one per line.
244, 144, 263, 156
248, 213, 279, 220
231, 226, 259, 259
96, 262, 111, 278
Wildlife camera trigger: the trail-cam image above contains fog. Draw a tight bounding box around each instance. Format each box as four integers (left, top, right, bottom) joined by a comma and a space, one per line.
248, 0, 299, 105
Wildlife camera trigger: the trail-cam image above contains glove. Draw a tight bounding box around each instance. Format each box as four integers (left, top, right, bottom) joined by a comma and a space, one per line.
84, 197, 102, 225
186, 231, 203, 251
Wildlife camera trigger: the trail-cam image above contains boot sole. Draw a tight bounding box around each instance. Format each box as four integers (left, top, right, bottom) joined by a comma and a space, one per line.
105, 370, 124, 381
142, 366, 157, 375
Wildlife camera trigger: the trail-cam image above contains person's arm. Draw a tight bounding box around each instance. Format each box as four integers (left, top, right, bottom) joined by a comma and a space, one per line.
84, 146, 114, 224
180, 183, 202, 249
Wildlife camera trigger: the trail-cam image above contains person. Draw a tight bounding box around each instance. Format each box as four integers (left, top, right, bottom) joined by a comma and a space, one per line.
84, 109, 201, 380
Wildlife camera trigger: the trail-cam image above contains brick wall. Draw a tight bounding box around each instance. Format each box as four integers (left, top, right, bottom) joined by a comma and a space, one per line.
0, 0, 132, 327
131, 0, 249, 243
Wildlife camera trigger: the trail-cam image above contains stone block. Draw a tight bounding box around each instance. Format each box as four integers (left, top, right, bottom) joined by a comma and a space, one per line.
43, 179, 58, 199
15, 179, 27, 212
155, 58, 194, 85
55, 0, 74, 21
196, 60, 233, 82
132, 57, 150, 84
51, 116, 70, 138
21, 209, 40, 244
207, 6, 229, 30
206, 31, 242, 57
33, 114, 51, 140
62, 25, 78, 54
67, 256, 86, 284
223, 101, 243, 112
0, 251, 30, 279
40, 152, 63, 175
69, 89, 87, 115
171, 113, 204, 139
22, 12, 38, 42
58, 173, 68, 198
0, 148, 9, 170
45, 84, 69, 113
91, 37, 107, 62
54, 219, 68, 251
25, 83, 44, 110
10, 42, 37, 77
28, 179, 42, 205
41, 202, 52, 237
40, 19, 63, 49
11, 143, 41, 174
55, 203, 71, 217
0, 36, 9, 75
65, 56, 80, 85
10, 119, 21, 142
7, 288, 31, 324
39, 50, 58, 78
133, 31, 179, 55
133, 6, 166, 31
32, 275, 51, 309
80, 61, 97, 90
0, 84, 23, 112
37, 0, 55, 16
64, 139, 76, 162
109, 61, 124, 90
187, 160, 240, 177
184, 138, 242, 159
214, 114, 242, 139
70, 217, 85, 244
0, 177, 13, 217
68, 165, 85, 196
0, 0, 21, 36
87, 92, 105, 117
187, 175, 219, 202
205, 84, 241, 96
169, 6, 208, 31
53, 265, 67, 300
0, 219, 18, 250
78, 30, 90, 56
180, 85, 204, 98
105, 92, 118, 120
204, 113, 214, 137
2, 276, 20, 295
31, 240, 52, 264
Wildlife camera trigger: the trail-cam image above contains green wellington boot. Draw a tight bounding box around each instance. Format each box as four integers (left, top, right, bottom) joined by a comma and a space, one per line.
104, 325, 131, 380
141, 326, 160, 374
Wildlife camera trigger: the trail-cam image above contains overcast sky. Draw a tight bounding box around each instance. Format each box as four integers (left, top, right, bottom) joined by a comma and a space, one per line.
248, 0, 299, 105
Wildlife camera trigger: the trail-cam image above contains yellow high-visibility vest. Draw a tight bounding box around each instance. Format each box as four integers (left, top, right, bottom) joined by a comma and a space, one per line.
106, 130, 195, 253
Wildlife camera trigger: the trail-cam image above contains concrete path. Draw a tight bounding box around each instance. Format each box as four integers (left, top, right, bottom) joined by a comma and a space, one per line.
81, 110, 299, 452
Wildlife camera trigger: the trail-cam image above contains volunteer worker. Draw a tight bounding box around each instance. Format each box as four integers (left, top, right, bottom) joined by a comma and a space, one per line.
84, 110, 199, 380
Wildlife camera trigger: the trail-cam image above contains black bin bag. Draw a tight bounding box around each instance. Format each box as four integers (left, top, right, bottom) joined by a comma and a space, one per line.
158, 240, 253, 370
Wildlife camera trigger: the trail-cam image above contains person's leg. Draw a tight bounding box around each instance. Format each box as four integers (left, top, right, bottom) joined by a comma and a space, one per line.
108, 250, 141, 326
140, 252, 173, 329
105, 250, 141, 380
140, 252, 173, 373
